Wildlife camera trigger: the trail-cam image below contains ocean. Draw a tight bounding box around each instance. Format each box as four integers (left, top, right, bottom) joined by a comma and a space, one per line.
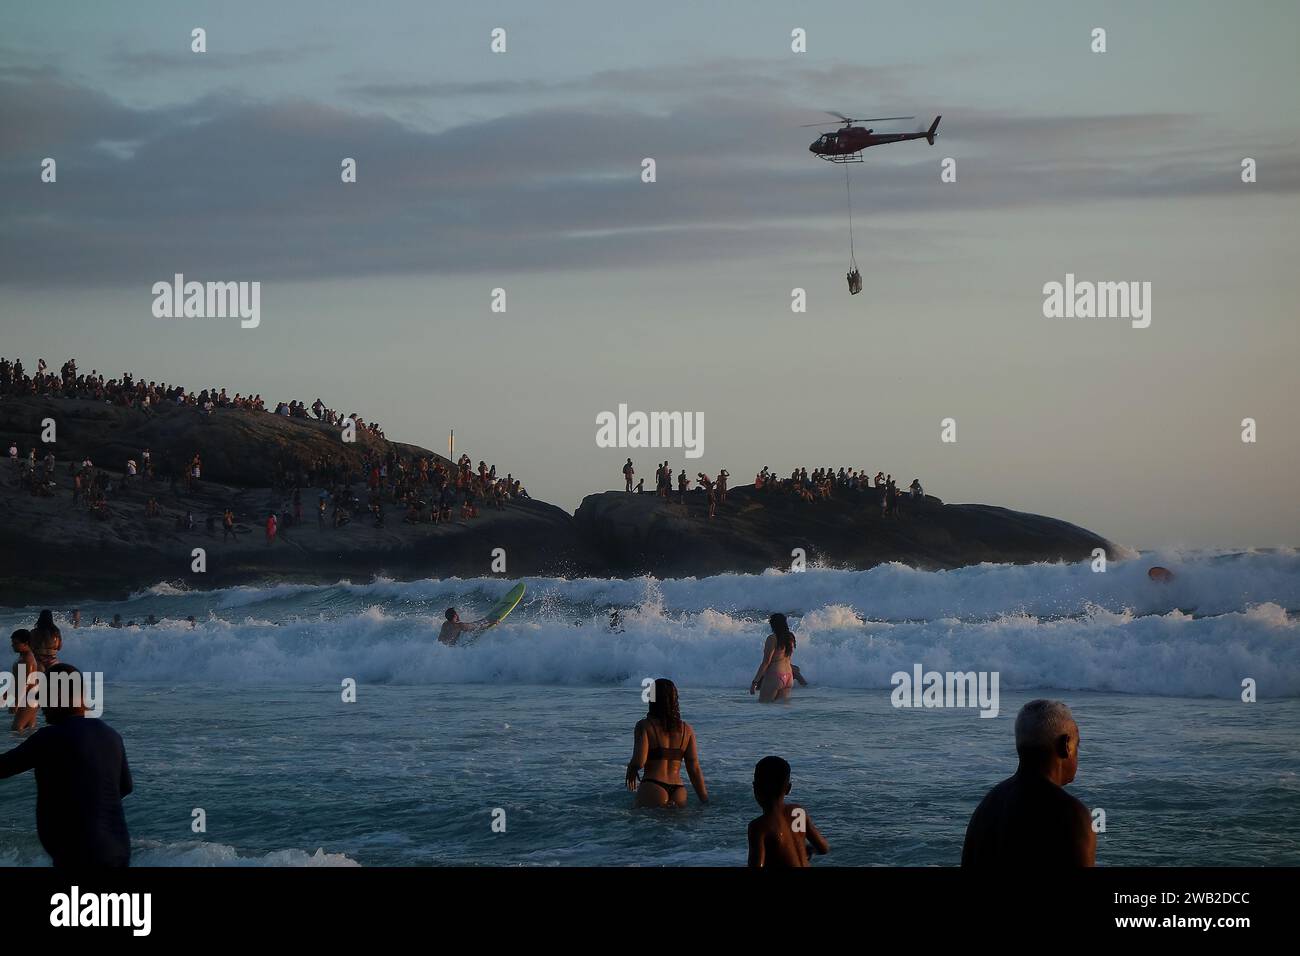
2, 550, 1298, 866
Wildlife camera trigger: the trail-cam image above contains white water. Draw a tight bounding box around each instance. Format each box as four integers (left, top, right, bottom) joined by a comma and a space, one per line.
11, 550, 1298, 699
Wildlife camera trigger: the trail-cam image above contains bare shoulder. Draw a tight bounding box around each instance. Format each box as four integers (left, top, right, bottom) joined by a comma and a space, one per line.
1065, 791, 1093, 825
979, 774, 1018, 805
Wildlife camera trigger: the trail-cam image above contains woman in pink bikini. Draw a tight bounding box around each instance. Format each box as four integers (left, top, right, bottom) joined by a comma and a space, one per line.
750, 613, 805, 703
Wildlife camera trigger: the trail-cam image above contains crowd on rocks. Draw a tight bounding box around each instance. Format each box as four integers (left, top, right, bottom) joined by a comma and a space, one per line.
620, 459, 926, 519
756, 466, 924, 516
3, 358, 531, 539
0, 357, 387, 439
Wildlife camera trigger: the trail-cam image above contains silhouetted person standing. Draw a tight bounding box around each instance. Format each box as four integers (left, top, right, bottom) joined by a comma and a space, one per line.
0, 664, 134, 868
961, 699, 1096, 868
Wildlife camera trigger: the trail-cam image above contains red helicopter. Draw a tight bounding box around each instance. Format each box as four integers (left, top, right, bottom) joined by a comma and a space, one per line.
805, 112, 942, 163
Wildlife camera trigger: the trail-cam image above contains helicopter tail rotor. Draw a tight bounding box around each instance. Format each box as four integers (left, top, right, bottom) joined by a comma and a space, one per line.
925, 115, 942, 145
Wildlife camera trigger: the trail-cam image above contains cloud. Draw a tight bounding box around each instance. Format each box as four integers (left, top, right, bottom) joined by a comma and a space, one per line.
347, 59, 913, 104
108, 43, 330, 78
1, 66, 1297, 288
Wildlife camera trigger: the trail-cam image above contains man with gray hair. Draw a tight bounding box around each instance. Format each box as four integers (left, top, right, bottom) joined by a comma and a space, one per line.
960, 699, 1095, 867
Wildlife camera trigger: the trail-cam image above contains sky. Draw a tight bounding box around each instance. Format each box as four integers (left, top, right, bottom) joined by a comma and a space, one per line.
1, 0, 1297, 548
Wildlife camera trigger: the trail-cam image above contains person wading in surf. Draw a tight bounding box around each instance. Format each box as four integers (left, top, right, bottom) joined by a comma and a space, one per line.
750, 613, 807, 703
625, 678, 709, 809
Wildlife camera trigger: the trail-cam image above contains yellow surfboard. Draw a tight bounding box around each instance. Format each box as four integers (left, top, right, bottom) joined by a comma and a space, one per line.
483, 582, 526, 628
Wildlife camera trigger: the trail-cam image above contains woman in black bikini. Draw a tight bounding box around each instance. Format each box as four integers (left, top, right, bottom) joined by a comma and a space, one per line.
625, 678, 709, 809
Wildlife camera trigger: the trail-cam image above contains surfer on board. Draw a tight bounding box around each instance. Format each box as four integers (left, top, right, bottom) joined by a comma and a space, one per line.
438, 608, 488, 646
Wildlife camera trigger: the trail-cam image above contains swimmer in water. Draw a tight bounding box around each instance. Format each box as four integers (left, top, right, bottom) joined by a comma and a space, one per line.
9, 629, 39, 733
438, 607, 487, 646
747, 756, 830, 868
625, 678, 709, 808
961, 699, 1096, 868
750, 612, 804, 702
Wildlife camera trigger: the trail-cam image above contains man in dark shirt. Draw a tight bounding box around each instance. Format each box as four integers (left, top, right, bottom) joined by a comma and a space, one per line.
961, 698, 1096, 867
0, 663, 133, 868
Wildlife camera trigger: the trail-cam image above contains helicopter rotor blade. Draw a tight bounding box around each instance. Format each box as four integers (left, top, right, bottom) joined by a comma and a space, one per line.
800, 110, 853, 127
799, 113, 915, 127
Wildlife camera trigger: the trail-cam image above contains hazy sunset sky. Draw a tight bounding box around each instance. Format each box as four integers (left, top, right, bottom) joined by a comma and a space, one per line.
2, 0, 1297, 548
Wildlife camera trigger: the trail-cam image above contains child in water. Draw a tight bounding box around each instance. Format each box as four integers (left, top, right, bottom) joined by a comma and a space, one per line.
10, 629, 40, 732
747, 756, 829, 867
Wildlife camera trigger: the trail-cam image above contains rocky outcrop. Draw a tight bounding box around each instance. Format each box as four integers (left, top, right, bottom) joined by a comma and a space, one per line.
0, 396, 1117, 604
573, 488, 1115, 576
1, 395, 410, 488
0, 397, 596, 603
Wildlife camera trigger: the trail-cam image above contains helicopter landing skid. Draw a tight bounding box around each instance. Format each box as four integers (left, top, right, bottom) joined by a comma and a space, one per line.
818, 152, 864, 163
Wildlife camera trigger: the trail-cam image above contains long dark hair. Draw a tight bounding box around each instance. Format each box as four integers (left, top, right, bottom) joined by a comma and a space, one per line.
647, 678, 682, 731
769, 613, 796, 657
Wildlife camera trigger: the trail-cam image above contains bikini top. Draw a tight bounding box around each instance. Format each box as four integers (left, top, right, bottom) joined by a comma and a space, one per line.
647, 722, 688, 762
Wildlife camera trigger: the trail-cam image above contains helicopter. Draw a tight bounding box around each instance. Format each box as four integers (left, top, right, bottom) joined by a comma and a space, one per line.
804, 111, 943, 295
805, 112, 941, 163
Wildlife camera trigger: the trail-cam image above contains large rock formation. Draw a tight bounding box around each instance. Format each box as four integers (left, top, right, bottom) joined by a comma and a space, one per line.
2, 395, 414, 488
573, 488, 1115, 576
0, 396, 1117, 603
0, 397, 595, 603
